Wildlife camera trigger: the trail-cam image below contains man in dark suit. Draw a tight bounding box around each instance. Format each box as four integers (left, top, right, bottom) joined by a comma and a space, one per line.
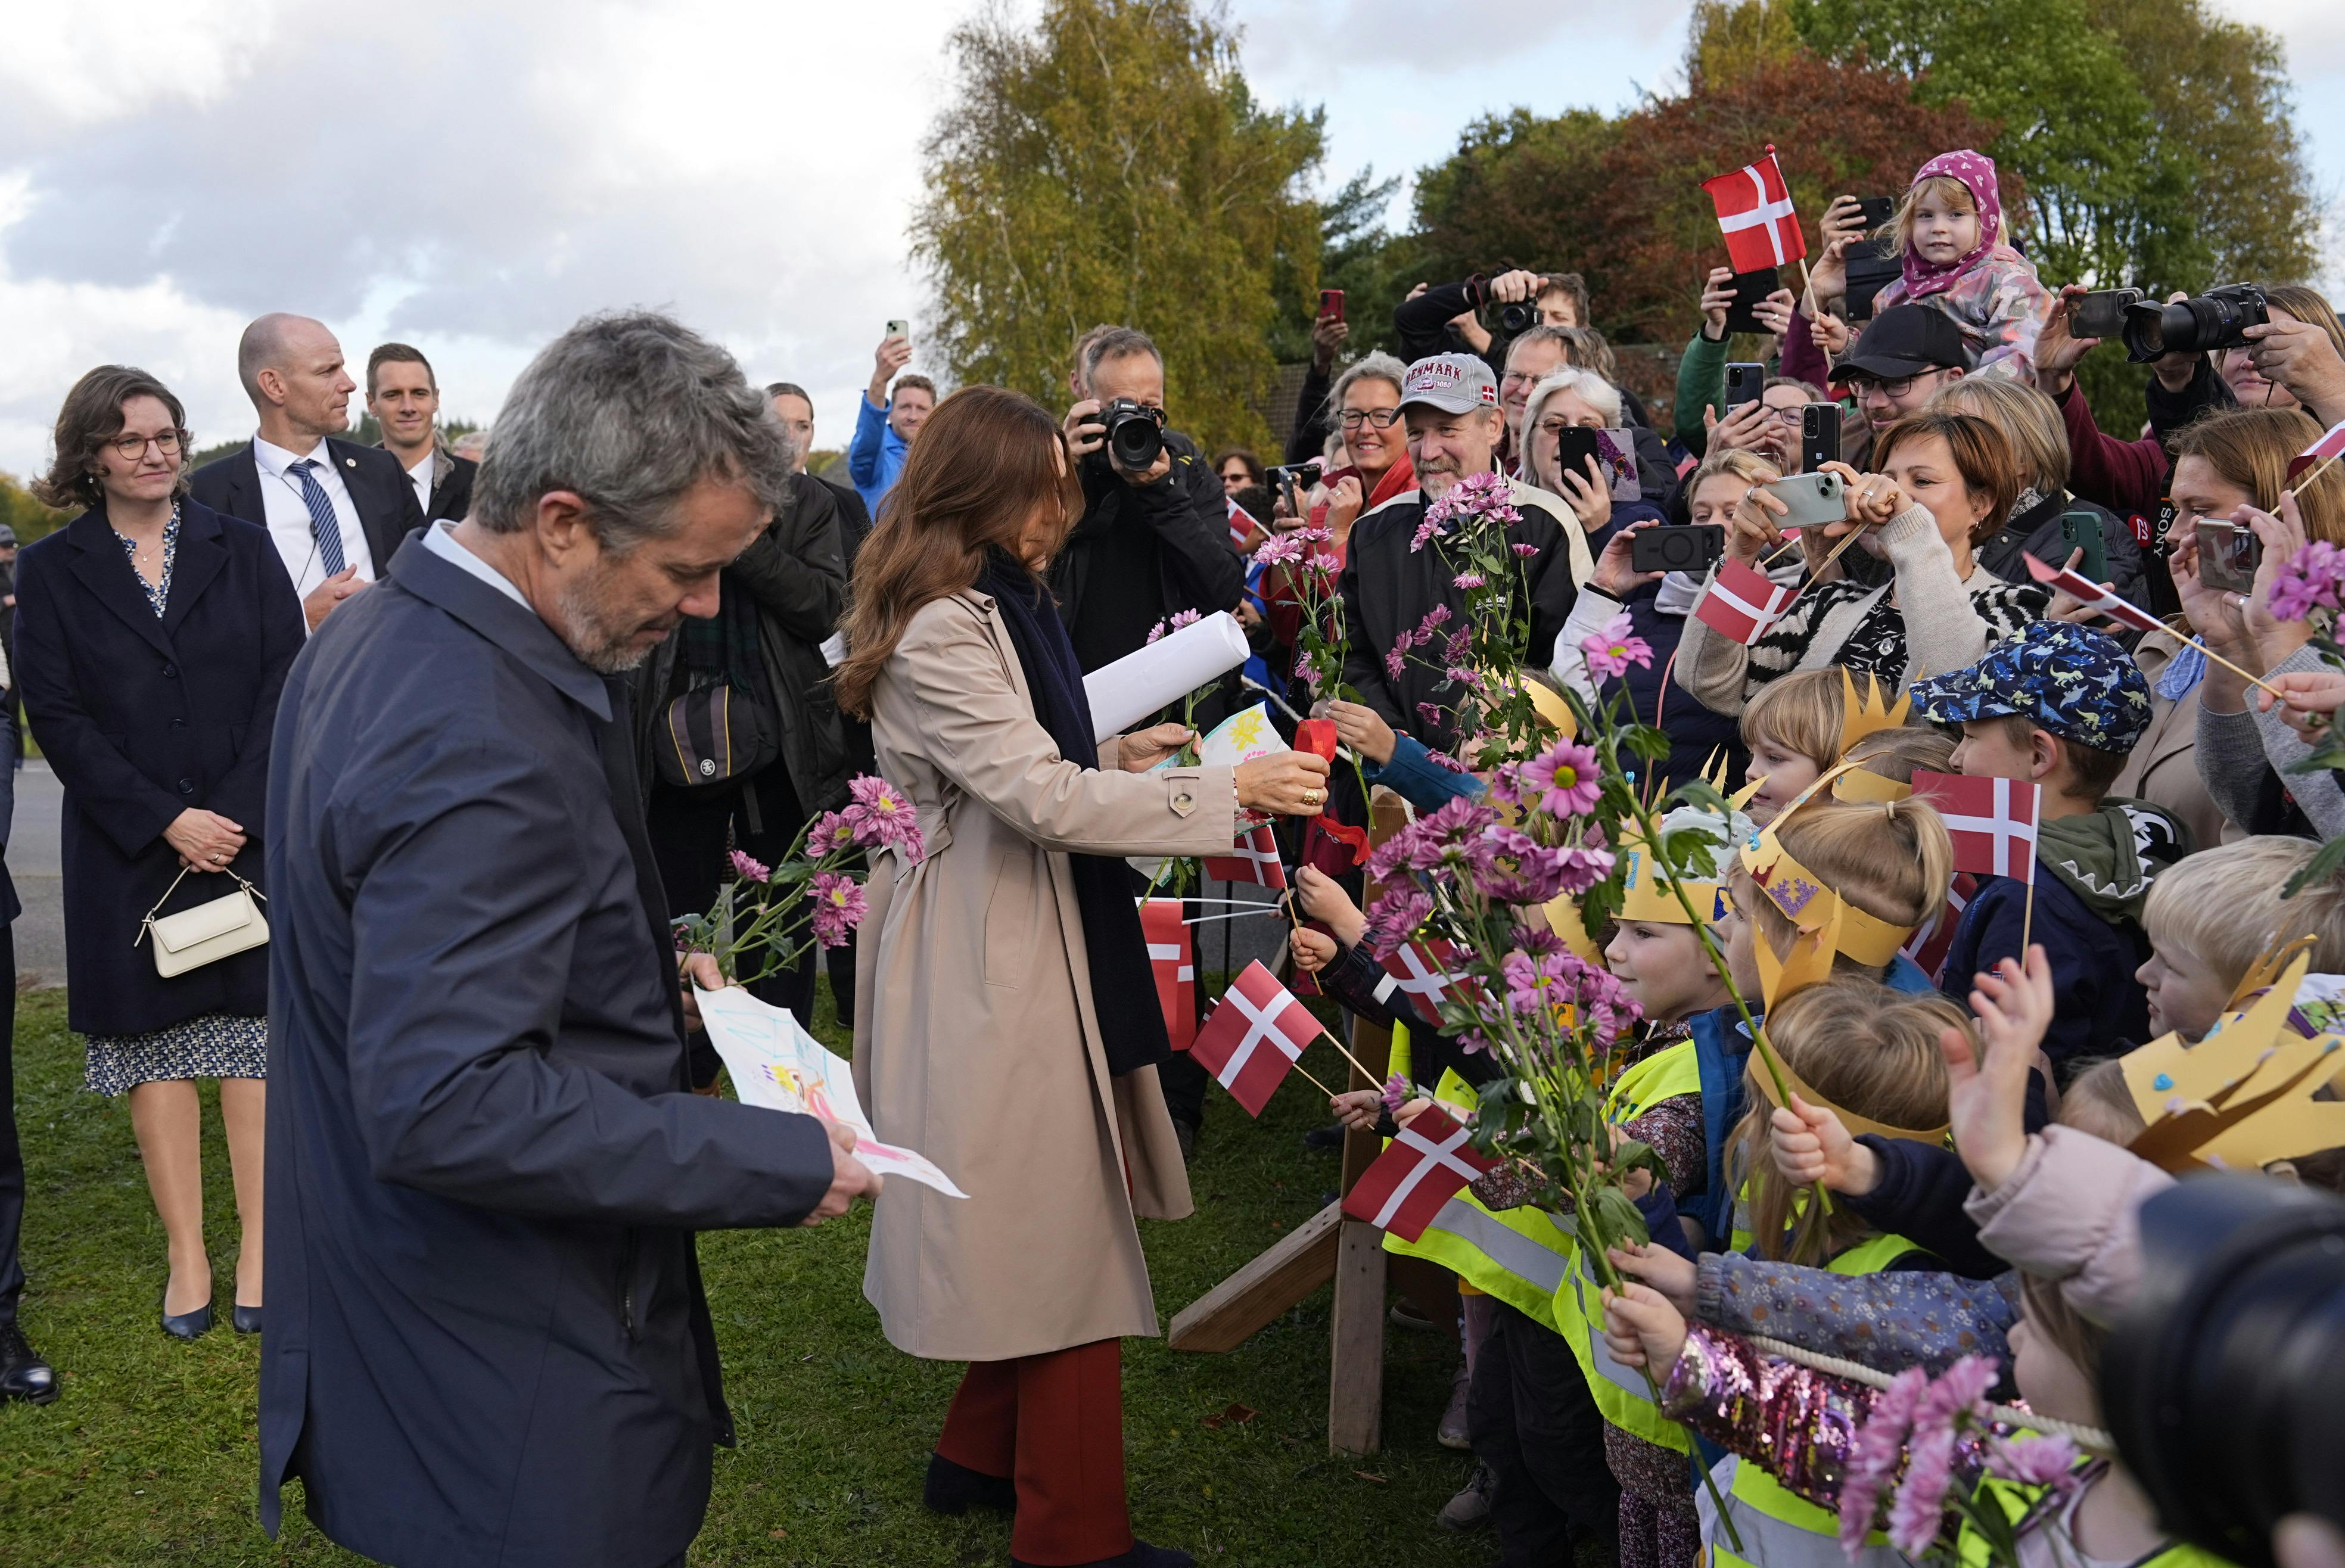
0, 691, 48, 1405
260, 311, 878, 1568
189, 313, 427, 632
367, 341, 477, 524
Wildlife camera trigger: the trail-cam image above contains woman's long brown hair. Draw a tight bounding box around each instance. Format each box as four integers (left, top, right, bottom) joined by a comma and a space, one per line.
833, 385, 1084, 718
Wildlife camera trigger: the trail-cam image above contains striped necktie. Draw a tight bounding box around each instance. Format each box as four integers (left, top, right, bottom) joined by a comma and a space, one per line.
288, 459, 349, 576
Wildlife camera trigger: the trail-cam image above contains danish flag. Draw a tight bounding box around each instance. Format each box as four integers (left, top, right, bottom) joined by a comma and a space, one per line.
1912, 773, 2039, 882
1901, 871, 1979, 984
2021, 554, 2163, 634
1140, 899, 1196, 1050
1341, 1103, 1497, 1242
2290, 418, 2345, 483
1702, 148, 1807, 274
1693, 556, 1797, 646
1229, 493, 1264, 550
1190, 962, 1323, 1115
1206, 821, 1288, 889
1377, 939, 1472, 1016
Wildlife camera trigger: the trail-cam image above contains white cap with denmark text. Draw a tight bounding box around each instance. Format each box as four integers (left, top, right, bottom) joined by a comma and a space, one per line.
1398, 352, 1500, 415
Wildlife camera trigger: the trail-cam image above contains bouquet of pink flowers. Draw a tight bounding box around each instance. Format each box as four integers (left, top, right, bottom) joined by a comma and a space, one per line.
671, 774, 923, 981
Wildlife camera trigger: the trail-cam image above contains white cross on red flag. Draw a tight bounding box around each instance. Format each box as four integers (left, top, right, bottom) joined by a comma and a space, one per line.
1205, 821, 1289, 889
1378, 939, 1472, 1012
1140, 898, 1196, 1051
1341, 1103, 1497, 1242
1189, 961, 1322, 1116
1228, 493, 1263, 550
2291, 418, 2345, 482
1912, 773, 2039, 882
1901, 871, 1978, 984
1693, 555, 1797, 646
1701, 148, 1807, 273
2021, 553, 2164, 634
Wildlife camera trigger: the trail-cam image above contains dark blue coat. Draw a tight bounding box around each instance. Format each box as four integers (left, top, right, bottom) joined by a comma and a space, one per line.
259, 537, 838, 1568
1938, 870, 2151, 1072
13, 502, 303, 1034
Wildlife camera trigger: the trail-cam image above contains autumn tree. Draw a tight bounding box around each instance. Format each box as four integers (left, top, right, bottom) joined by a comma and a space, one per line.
911, 0, 1324, 452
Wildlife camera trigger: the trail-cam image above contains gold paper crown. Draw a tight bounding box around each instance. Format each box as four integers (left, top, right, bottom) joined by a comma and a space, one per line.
1838, 669, 1911, 757
1617, 814, 1735, 928
2119, 949, 2345, 1172
1737, 760, 1922, 1009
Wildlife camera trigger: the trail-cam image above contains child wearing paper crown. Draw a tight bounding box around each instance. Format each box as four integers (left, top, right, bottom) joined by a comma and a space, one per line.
1912, 622, 2190, 1073
1602, 950, 2223, 1568
2137, 835, 2345, 1040
1740, 668, 1921, 826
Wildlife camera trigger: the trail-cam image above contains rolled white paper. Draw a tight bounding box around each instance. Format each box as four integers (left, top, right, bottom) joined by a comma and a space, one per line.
1083, 611, 1252, 743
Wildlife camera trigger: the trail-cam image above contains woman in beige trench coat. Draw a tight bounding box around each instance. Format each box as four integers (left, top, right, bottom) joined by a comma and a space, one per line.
836, 387, 1329, 1568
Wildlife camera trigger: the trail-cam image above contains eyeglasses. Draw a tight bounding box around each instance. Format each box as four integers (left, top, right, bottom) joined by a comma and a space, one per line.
1851, 373, 1932, 400
110, 430, 184, 460
1751, 403, 1803, 425
1339, 407, 1402, 430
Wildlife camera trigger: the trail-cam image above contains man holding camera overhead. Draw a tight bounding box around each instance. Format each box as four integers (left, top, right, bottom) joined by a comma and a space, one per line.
1051, 326, 1246, 672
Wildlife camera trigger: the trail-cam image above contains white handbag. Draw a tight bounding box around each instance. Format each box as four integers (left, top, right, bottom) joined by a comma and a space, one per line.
135, 865, 269, 978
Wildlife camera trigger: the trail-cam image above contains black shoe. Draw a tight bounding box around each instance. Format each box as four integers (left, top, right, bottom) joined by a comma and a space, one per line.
1013, 1542, 1194, 1568
161, 1284, 213, 1341
922, 1451, 1015, 1516
1302, 1122, 1346, 1151
1171, 1118, 1198, 1163
0, 1323, 58, 1405
232, 1303, 263, 1336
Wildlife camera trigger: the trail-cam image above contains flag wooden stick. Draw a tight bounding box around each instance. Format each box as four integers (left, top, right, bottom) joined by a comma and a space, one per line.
2176, 634, 2289, 702
2020, 875, 2036, 957
1290, 1057, 1341, 1101
1310, 1013, 1383, 1087
1794, 254, 1837, 373
2293, 452, 2342, 497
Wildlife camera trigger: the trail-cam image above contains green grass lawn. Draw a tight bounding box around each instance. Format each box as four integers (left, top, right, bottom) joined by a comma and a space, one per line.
0, 985, 1498, 1567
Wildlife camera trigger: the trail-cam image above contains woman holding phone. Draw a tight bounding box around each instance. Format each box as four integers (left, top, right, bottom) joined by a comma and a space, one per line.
835, 385, 1327, 1568
2164, 407, 2345, 839
1674, 409, 2048, 714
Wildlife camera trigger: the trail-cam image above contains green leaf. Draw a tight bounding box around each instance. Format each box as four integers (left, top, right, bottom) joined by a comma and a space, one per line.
2283, 833, 2345, 898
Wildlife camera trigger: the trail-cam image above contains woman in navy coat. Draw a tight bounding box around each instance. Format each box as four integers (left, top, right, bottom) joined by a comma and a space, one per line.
17, 366, 304, 1339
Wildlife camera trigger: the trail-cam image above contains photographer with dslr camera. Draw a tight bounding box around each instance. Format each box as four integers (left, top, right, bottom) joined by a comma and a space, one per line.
1052, 326, 1246, 672
1394, 268, 1584, 384
2035, 282, 2345, 520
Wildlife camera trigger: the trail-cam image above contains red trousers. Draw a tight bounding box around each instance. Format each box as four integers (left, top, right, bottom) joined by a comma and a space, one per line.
935, 1337, 1131, 1565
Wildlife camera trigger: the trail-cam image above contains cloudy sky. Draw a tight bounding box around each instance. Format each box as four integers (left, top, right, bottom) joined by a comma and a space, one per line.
0, 0, 2335, 478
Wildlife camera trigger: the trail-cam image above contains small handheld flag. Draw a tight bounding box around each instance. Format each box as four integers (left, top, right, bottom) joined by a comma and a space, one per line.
2021, 553, 2163, 634
1912, 773, 2039, 882
1189, 961, 1324, 1115
1377, 939, 1472, 1016
1140, 899, 1196, 1050
1702, 148, 1807, 274
1341, 1103, 1497, 1242
1206, 821, 1288, 889
2288, 418, 2345, 485
1693, 555, 1797, 646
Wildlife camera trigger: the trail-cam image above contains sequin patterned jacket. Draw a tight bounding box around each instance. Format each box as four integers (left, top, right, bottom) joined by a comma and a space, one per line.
1660, 1322, 2011, 1511
1694, 1252, 2023, 1389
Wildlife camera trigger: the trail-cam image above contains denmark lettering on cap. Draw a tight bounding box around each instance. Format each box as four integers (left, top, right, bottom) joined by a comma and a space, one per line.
1400, 351, 1500, 414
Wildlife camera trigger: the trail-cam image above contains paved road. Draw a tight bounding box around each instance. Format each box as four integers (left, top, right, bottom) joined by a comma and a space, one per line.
13, 760, 63, 989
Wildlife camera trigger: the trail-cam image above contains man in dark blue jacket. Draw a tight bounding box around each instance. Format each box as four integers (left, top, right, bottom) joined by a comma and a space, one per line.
260, 312, 877, 1568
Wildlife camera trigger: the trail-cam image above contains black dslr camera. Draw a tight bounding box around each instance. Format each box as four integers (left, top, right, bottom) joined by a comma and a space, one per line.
2121, 282, 2269, 362
2103, 1175, 2345, 1568
1092, 397, 1165, 471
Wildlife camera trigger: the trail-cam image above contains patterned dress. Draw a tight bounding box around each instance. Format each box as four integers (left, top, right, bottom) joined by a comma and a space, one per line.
82, 508, 269, 1097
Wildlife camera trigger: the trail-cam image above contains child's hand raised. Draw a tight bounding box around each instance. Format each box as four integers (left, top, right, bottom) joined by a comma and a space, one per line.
1329, 1088, 1385, 1131
1771, 1094, 1881, 1195
1949, 945, 2054, 1193
1601, 1284, 1689, 1380
1295, 865, 1367, 948
1608, 1241, 1697, 1316
1290, 925, 1338, 974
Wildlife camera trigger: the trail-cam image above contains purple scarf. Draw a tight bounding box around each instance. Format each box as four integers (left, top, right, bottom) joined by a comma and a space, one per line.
1901, 148, 2002, 299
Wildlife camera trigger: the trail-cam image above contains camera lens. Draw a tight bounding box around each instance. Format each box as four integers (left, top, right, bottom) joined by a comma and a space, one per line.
1498, 301, 1534, 335
1109, 415, 1162, 470
2104, 1177, 2345, 1567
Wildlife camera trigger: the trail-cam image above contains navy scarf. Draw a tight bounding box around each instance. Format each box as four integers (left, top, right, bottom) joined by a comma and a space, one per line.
975, 550, 1172, 1078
